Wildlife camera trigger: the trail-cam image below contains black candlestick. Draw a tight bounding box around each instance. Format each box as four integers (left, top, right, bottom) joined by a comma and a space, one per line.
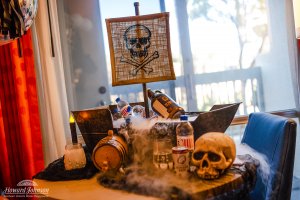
70, 115, 78, 144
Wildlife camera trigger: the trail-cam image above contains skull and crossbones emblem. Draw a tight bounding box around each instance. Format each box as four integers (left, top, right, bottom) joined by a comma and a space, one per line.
120, 24, 159, 76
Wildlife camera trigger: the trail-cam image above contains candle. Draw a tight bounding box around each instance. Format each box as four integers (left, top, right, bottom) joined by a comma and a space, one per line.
69, 114, 78, 144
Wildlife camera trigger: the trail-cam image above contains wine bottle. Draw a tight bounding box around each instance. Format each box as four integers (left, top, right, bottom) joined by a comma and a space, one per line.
147, 89, 185, 119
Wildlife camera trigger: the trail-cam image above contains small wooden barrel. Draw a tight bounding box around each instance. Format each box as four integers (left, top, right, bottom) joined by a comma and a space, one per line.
92, 130, 128, 172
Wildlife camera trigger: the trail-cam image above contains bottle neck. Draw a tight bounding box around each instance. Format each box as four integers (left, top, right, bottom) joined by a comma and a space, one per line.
147, 89, 155, 100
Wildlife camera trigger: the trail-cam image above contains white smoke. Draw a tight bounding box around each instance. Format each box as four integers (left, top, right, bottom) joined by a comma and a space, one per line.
236, 143, 270, 185
124, 166, 190, 199
106, 116, 272, 198
115, 116, 271, 183
127, 116, 176, 165
113, 115, 176, 129
108, 116, 189, 198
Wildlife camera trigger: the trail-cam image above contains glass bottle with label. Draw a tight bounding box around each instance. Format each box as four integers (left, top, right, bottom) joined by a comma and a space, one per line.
176, 115, 194, 152
147, 89, 185, 119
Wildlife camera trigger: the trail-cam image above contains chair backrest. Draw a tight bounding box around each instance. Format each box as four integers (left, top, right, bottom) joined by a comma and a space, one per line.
241, 112, 297, 200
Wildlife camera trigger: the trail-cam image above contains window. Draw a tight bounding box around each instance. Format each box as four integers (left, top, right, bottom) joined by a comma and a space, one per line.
57, 0, 297, 133
58, 0, 296, 115
100, 0, 294, 115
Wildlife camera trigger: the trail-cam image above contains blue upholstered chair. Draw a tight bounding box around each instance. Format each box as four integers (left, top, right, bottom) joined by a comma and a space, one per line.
241, 112, 297, 200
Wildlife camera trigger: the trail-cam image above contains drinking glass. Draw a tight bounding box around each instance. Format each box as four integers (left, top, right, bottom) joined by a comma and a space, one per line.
153, 138, 173, 170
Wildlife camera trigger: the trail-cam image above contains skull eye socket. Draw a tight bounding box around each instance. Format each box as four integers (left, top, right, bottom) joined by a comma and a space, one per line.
139, 37, 148, 45
208, 152, 221, 162
129, 38, 137, 45
193, 151, 205, 160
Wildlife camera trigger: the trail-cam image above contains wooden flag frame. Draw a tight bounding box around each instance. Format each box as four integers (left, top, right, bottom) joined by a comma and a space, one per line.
106, 12, 175, 86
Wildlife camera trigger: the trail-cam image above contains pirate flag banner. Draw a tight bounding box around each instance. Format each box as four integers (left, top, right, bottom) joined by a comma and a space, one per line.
106, 12, 175, 86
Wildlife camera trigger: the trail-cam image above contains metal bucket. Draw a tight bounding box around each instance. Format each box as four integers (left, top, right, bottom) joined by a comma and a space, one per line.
92, 130, 128, 172
71, 108, 114, 153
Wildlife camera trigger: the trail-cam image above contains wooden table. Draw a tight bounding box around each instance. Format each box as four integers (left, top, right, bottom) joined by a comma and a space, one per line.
34, 155, 257, 200
34, 176, 158, 200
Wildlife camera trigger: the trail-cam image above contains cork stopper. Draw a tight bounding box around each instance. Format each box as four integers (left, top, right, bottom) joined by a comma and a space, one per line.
108, 130, 114, 136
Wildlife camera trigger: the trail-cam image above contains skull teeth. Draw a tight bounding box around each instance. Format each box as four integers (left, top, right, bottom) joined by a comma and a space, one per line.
198, 174, 219, 179
197, 168, 220, 179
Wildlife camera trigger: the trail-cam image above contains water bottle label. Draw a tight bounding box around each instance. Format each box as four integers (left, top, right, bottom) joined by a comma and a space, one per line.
177, 135, 194, 150
120, 105, 131, 118
153, 100, 169, 118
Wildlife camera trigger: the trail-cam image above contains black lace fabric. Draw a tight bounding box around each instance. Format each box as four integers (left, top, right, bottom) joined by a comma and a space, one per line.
33, 146, 98, 181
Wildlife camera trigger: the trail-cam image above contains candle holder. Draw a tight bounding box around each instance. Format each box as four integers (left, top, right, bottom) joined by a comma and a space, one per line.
64, 143, 86, 170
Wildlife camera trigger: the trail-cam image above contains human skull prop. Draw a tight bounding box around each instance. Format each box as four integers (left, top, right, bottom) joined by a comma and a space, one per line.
123, 24, 151, 59
192, 132, 236, 179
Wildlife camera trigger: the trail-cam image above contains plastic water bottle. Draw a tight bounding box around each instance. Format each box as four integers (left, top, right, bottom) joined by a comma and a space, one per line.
119, 117, 132, 144
111, 108, 122, 120
115, 97, 128, 111
115, 97, 132, 119
118, 117, 134, 163
132, 104, 145, 118
176, 115, 194, 151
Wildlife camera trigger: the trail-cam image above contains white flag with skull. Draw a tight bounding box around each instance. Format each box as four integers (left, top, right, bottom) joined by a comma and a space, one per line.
106, 13, 175, 86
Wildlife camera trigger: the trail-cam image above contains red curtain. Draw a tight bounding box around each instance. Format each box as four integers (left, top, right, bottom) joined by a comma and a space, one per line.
0, 30, 44, 189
